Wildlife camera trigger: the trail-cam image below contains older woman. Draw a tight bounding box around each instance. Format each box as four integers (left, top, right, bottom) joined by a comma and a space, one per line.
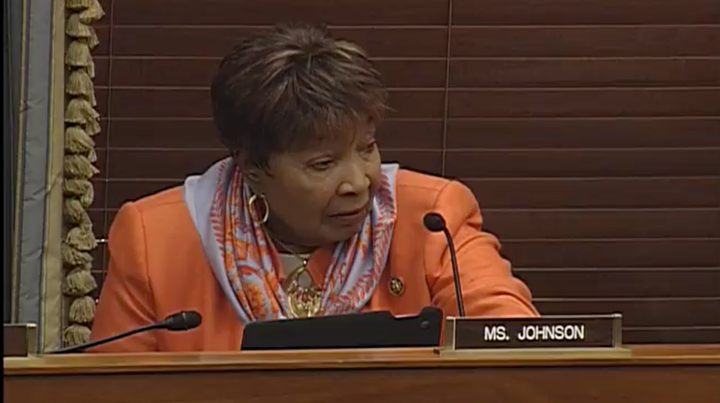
90, 22, 538, 352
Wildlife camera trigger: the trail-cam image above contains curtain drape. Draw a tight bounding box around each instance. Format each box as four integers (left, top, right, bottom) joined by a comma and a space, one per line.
3, 0, 21, 324
4, 0, 66, 351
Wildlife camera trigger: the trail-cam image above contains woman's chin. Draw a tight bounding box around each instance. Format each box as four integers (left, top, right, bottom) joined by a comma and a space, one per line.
323, 224, 364, 244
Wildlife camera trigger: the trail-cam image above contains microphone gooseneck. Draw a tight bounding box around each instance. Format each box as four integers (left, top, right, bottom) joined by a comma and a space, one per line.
46, 310, 202, 354
423, 212, 466, 317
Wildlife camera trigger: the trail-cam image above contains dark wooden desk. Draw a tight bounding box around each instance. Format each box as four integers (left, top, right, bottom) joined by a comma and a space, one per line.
4, 345, 720, 403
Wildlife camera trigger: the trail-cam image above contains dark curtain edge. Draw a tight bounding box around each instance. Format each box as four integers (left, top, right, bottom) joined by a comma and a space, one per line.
3, 0, 21, 323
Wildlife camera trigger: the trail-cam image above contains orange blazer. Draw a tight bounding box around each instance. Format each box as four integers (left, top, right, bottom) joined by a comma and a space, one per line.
90, 169, 538, 352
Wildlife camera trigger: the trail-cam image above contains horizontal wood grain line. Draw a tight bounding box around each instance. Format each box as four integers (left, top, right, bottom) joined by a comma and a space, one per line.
451, 26, 720, 57
446, 89, 720, 118
94, 176, 720, 181
95, 89, 720, 120
445, 118, 720, 148
102, 59, 448, 88
500, 239, 720, 268
451, 0, 720, 25
111, 25, 452, 29
97, 25, 720, 58
94, 147, 720, 152
92, 176, 720, 212
104, 26, 449, 58
483, 210, 720, 238
464, 176, 720, 180
451, 24, 720, 28
99, 57, 720, 89
112, 24, 720, 29
95, 55, 720, 61
444, 149, 720, 177
624, 326, 720, 330
514, 267, 720, 272
449, 58, 720, 87
518, 270, 720, 298
96, 150, 720, 178
447, 116, 720, 120
101, 116, 719, 121
623, 326, 720, 332
97, 116, 720, 149
534, 299, 719, 327
533, 297, 720, 302
95, 88, 445, 119
623, 328, 720, 343
112, 0, 449, 26
502, 238, 720, 242
482, 207, 720, 212
95, 85, 720, 91
96, 86, 450, 91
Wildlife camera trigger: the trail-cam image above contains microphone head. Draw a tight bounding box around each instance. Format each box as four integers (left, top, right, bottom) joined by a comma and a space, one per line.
162, 311, 202, 331
423, 212, 447, 232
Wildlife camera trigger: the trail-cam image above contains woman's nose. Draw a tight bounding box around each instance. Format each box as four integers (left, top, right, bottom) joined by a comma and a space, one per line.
338, 163, 370, 195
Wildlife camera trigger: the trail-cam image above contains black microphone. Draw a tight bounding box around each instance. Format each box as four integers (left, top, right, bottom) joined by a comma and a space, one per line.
47, 310, 202, 354
423, 212, 466, 317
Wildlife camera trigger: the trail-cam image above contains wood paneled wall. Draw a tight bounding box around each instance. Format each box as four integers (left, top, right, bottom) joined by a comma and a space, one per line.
89, 0, 720, 343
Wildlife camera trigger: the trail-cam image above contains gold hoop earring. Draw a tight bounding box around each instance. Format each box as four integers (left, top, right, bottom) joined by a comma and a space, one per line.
247, 193, 270, 225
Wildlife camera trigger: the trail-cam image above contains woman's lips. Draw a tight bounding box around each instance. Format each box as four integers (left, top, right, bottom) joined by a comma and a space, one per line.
329, 205, 369, 225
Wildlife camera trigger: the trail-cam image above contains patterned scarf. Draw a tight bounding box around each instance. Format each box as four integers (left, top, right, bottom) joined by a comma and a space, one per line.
183, 157, 398, 324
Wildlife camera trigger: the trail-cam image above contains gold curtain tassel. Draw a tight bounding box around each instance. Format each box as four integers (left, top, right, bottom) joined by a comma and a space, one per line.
62, 324, 91, 347
69, 296, 96, 324
61, 244, 94, 271
65, 125, 95, 153
84, 118, 102, 135
64, 154, 99, 179
67, 69, 95, 97
66, 0, 94, 10
65, 225, 97, 252
65, 97, 99, 125
79, 0, 105, 23
66, 13, 93, 38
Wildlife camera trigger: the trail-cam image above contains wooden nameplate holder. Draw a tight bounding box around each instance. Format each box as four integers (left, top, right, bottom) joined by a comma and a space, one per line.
438, 314, 629, 357
3, 323, 38, 357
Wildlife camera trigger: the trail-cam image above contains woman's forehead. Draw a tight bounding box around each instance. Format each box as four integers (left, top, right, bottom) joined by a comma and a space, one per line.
289, 119, 376, 150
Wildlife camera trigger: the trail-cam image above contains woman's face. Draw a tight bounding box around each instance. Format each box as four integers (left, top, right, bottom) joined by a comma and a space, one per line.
246, 122, 382, 249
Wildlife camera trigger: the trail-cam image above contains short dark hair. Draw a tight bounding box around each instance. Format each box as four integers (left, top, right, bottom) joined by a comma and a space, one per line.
210, 22, 388, 168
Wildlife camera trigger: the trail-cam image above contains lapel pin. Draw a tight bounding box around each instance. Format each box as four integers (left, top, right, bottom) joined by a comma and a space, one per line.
389, 277, 405, 296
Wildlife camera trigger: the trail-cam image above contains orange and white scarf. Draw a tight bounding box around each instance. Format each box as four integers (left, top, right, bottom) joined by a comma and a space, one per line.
184, 157, 398, 323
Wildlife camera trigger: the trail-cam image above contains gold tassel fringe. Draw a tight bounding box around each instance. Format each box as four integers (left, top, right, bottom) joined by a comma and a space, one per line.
61, 244, 94, 270
66, 0, 94, 10
65, 225, 97, 252
64, 126, 95, 154
63, 179, 95, 207
66, 13, 94, 39
85, 119, 102, 135
63, 0, 104, 347
79, 1, 105, 24
63, 269, 97, 297
69, 296, 96, 324
64, 97, 99, 125
64, 198, 91, 224
64, 154, 100, 178
67, 70, 96, 106
63, 324, 92, 346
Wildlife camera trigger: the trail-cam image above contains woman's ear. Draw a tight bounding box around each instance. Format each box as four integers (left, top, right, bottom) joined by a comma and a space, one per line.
244, 167, 262, 184
232, 151, 266, 190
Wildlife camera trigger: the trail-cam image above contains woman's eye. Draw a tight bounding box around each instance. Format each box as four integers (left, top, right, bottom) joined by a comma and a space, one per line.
361, 142, 377, 154
311, 160, 334, 171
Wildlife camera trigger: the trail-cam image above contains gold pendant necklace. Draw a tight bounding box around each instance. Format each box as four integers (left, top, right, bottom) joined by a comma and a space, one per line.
272, 237, 322, 318
282, 259, 321, 318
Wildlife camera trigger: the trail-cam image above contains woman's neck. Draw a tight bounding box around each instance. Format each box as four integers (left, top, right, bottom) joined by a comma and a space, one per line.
264, 225, 317, 255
